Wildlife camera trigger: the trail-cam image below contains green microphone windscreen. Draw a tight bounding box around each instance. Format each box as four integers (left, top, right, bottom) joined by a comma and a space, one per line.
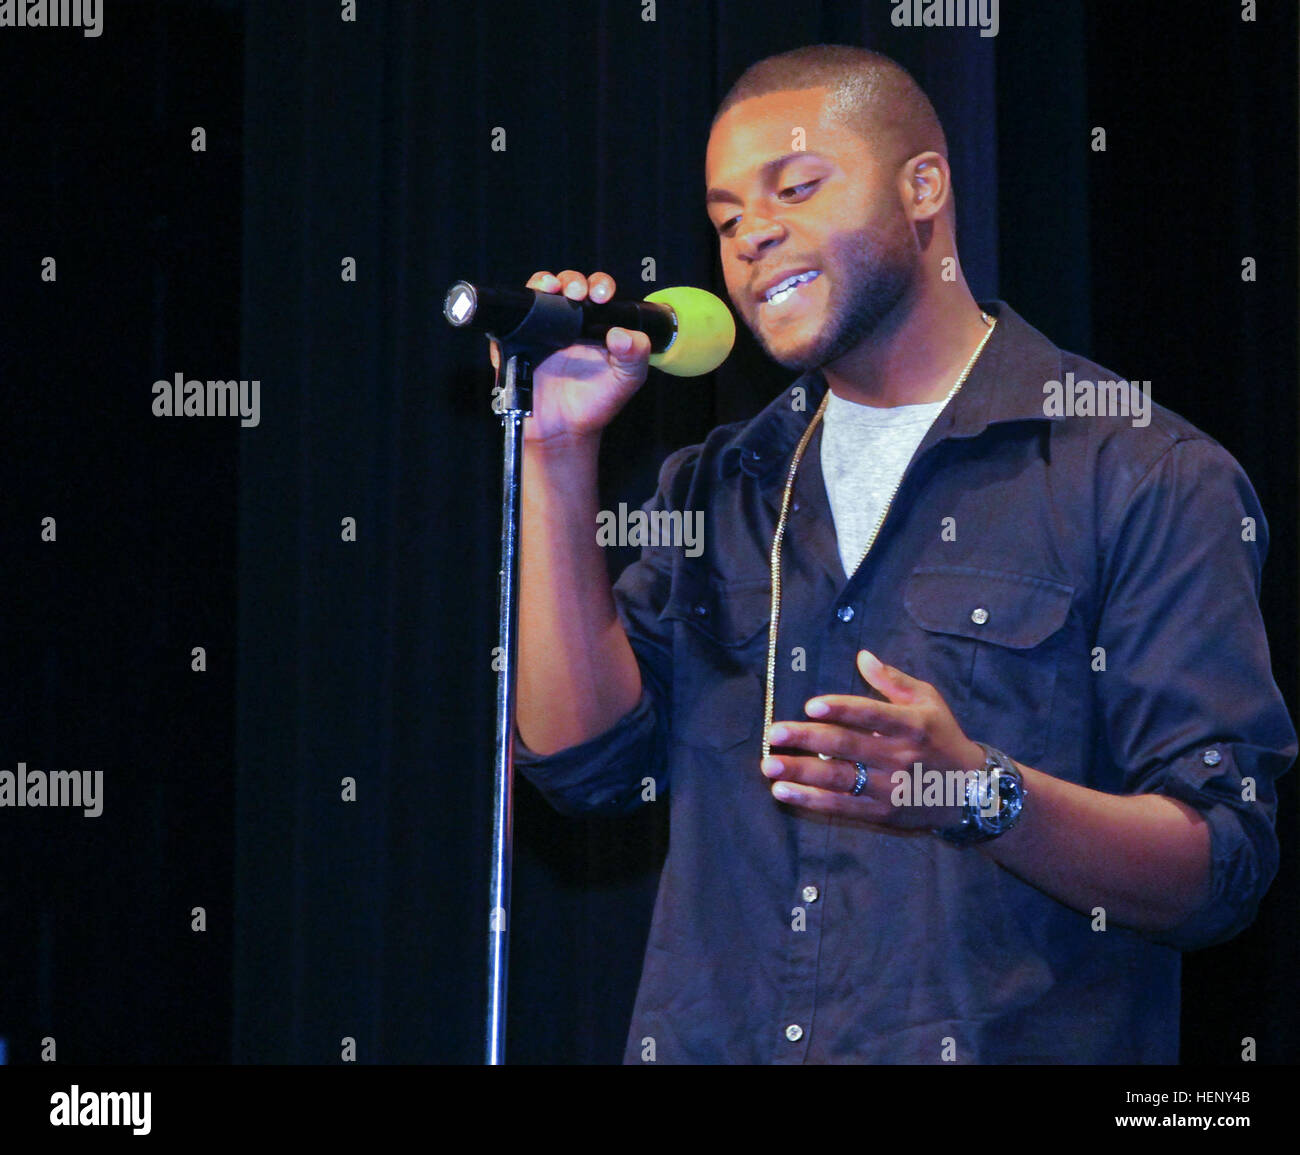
644, 286, 736, 377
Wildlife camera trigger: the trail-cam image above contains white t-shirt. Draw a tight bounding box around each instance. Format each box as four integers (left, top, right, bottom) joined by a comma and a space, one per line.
819, 388, 948, 579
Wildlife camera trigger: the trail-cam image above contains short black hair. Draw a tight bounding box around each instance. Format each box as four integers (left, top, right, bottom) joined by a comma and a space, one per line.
711, 44, 947, 168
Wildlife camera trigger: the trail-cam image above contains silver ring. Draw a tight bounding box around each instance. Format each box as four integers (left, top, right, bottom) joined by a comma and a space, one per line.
850, 762, 870, 796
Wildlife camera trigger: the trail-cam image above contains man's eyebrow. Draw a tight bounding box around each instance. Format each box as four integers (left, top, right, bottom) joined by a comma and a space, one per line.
706, 151, 827, 206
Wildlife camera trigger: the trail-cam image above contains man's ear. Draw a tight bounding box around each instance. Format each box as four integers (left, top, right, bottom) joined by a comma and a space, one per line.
899, 151, 951, 222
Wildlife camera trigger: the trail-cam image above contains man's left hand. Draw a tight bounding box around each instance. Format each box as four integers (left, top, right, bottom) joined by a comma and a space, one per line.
762, 649, 985, 830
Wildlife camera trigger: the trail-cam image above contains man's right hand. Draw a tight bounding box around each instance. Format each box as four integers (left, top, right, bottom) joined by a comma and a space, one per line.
511, 270, 648, 757
491, 270, 653, 447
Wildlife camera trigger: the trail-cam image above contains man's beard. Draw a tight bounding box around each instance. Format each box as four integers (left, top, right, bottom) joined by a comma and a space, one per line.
749, 216, 918, 373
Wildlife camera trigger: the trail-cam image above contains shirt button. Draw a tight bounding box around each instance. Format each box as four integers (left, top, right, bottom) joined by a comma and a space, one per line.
785, 1024, 804, 1042
792, 500, 801, 512
970, 607, 989, 625
836, 605, 855, 623
802, 885, 819, 903
692, 603, 709, 617
1202, 748, 1222, 767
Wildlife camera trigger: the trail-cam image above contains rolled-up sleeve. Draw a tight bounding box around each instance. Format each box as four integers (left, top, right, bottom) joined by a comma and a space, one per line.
514, 682, 666, 815
513, 445, 703, 816
1094, 435, 1296, 951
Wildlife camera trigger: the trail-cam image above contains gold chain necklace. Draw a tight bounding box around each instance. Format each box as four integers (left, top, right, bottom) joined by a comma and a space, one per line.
760, 312, 997, 761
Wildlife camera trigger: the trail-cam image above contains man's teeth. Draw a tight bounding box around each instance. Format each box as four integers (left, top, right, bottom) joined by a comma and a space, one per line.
764, 270, 820, 306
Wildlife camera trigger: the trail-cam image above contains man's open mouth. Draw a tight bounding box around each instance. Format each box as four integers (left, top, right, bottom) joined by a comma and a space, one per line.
761, 269, 821, 307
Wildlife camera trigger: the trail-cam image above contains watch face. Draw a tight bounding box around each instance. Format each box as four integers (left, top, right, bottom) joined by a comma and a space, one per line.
975, 768, 1023, 833
938, 754, 1024, 844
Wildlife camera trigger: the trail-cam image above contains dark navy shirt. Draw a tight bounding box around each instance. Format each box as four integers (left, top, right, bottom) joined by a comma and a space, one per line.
514, 301, 1296, 1064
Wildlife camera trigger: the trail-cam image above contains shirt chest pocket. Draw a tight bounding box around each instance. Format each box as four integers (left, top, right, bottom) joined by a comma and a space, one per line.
658, 575, 771, 753
901, 566, 1075, 768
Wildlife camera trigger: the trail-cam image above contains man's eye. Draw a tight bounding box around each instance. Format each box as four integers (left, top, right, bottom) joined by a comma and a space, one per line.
714, 181, 819, 235
779, 180, 820, 200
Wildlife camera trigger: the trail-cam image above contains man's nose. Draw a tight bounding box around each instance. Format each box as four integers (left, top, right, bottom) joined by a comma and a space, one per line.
735, 216, 784, 260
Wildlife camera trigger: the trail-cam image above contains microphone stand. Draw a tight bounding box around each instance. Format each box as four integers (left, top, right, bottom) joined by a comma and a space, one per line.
444, 280, 667, 1063
482, 333, 543, 1066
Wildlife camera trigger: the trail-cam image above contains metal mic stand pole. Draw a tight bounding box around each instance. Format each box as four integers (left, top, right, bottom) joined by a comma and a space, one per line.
483, 336, 539, 1066
443, 280, 597, 1064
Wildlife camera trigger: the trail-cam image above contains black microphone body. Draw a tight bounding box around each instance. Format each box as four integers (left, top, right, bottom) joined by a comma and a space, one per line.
443, 281, 676, 353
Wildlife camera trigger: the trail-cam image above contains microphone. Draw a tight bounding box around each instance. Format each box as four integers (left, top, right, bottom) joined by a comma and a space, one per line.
443, 280, 735, 377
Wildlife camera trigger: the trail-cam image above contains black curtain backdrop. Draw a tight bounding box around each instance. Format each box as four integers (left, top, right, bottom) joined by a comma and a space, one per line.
0, 0, 1295, 1069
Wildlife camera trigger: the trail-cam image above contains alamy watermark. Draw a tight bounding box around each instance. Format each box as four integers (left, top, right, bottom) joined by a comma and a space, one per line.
891, 0, 998, 37
891, 763, 999, 816
1043, 372, 1152, 428
0, 0, 102, 37
596, 502, 703, 557
152, 373, 260, 427
50, 1085, 150, 1135
0, 762, 103, 817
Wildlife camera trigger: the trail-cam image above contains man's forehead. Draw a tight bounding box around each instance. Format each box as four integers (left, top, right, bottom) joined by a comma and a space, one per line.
705, 86, 864, 186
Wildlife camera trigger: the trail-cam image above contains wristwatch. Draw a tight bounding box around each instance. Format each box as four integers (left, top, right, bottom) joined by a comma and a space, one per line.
935, 742, 1026, 846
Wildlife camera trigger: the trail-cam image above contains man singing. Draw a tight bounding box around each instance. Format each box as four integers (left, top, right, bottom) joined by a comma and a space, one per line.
509, 44, 1295, 1063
